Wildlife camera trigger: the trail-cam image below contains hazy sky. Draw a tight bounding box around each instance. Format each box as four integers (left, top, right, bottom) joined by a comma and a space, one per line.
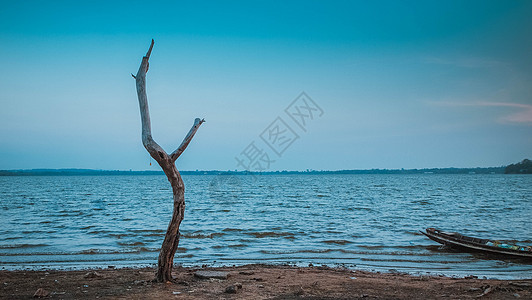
1, 0, 531, 171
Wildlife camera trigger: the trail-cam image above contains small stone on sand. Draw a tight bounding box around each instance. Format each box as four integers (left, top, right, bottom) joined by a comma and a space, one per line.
225, 285, 238, 294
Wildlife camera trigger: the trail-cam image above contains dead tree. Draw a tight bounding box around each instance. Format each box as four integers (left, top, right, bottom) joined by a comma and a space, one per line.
133, 40, 205, 282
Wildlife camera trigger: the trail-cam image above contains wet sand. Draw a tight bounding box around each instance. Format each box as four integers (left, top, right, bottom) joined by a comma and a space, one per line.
1, 264, 531, 299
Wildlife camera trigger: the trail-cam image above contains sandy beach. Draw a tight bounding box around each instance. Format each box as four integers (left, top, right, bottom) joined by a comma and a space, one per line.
1, 264, 531, 299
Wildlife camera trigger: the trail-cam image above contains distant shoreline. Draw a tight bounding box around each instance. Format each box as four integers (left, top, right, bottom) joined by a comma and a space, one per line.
0, 167, 508, 176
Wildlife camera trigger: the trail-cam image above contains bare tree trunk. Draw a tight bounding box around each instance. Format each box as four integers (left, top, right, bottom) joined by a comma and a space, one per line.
133, 40, 205, 282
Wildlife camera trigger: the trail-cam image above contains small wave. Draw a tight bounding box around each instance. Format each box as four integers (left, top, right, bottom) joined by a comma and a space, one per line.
347, 207, 372, 211
411, 200, 431, 205
361, 257, 459, 264
394, 245, 427, 250
58, 211, 84, 217
131, 229, 165, 234
245, 231, 295, 239
211, 244, 247, 249
80, 247, 159, 255
108, 233, 131, 239
80, 249, 104, 254
117, 241, 145, 247
257, 248, 439, 257
222, 228, 244, 232
144, 233, 164, 237
80, 225, 97, 230
322, 240, 352, 245
182, 233, 225, 239
238, 239, 254, 243
260, 249, 336, 255
88, 230, 111, 235
1, 236, 22, 241
358, 245, 386, 250
138, 247, 159, 252
0, 243, 48, 249
405, 231, 423, 236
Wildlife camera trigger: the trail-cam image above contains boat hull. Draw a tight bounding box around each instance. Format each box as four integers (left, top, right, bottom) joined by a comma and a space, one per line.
421, 228, 532, 259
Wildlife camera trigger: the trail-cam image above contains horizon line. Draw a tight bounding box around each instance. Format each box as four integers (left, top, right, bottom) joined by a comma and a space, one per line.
1, 166, 508, 173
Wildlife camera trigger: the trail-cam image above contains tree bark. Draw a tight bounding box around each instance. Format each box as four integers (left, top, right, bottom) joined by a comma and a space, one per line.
133, 39, 204, 282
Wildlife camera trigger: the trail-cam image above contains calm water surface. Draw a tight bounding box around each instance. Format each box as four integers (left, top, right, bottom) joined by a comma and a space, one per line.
1, 174, 531, 279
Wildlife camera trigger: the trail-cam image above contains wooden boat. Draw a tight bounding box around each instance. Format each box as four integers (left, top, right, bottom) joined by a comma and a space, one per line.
421, 228, 532, 258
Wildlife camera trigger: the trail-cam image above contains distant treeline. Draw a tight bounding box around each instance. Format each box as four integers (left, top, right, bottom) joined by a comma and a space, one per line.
0, 169, 164, 176
505, 159, 532, 174
0, 167, 509, 176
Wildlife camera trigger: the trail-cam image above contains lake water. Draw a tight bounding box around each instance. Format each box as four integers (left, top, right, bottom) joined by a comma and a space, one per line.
1, 174, 531, 279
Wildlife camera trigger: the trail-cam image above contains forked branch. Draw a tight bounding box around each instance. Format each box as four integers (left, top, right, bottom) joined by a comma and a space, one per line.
133, 39, 204, 164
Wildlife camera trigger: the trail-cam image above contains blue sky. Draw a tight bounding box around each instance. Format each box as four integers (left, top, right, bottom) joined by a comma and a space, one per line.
1, 0, 531, 171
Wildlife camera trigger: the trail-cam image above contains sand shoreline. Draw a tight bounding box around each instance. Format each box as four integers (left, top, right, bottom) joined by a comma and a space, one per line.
1, 264, 531, 299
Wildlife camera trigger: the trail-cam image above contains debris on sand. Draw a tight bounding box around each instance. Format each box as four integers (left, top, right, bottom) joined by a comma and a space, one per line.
33, 288, 49, 298
84, 271, 103, 279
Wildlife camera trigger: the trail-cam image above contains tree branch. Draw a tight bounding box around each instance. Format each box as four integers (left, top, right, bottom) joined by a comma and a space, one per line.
134, 39, 205, 165
134, 39, 168, 162
170, 118, 205, 162
145, 39, 154, 59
